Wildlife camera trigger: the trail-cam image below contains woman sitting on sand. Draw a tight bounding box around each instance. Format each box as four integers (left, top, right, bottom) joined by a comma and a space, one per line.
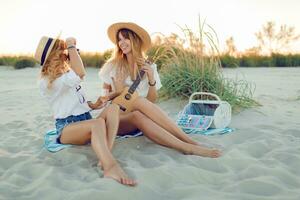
35, 36, 136, 186
88, 22, 221, 158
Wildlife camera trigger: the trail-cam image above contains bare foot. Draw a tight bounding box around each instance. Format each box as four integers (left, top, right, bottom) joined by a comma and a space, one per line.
176, 137, 198, 147
189, 145, 222, 158
187, 139, 199, 146
103, 163, 137, 186
97, 161, 103, 170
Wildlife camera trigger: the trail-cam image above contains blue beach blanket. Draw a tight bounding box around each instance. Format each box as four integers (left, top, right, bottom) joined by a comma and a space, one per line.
44, 130, 72, 153
44, 127, 233, 153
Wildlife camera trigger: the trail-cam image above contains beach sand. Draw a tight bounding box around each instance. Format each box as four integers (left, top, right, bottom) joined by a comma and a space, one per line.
0, 66, 299, 200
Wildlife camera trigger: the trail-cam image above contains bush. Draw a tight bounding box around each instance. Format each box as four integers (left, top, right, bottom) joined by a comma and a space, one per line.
0, 58, 4, 65
220, 54, 238, 68
289, 54, 300, 66
271, 53, 292, 67
80, 50, 112, 68
256, 56, 274, 67
102, 49, 113, 61
0, 56, 18, 66
80, 53, 103, 68
239, 55, 257, 67
154, 19, 258, 111
14, 57, 36, 69
147, 45, 180, 71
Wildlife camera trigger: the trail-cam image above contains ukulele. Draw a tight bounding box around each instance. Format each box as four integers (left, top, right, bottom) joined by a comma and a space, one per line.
112, 70, 145, 114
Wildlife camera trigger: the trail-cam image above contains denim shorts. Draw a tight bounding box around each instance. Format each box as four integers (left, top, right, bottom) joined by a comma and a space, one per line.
55, 112, 92, 143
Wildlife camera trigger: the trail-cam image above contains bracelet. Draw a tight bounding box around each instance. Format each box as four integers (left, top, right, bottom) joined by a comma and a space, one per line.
67, 45, 76, 49
67, 46, 80, 55
148, 80, 156, 86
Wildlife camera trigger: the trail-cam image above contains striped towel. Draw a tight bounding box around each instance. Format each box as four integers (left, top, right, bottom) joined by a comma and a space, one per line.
182, 127, 234, 135
44, 129, 144, 153
44, 127, 233, 153
44, 130, 72, 153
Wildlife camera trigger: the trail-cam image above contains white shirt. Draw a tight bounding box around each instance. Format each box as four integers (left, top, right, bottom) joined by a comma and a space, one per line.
99, 62, 162, 97
39, 69, 91, 119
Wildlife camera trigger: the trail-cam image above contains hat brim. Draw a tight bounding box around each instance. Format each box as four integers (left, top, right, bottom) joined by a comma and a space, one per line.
107, 22, 151, 51
34, 33, 61, 66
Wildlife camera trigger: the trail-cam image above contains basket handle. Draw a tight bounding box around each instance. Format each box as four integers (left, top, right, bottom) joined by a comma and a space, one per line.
189, 92, 221, 103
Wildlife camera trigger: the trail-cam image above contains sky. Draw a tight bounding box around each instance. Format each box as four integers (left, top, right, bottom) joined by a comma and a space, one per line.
0, 0, 300, 55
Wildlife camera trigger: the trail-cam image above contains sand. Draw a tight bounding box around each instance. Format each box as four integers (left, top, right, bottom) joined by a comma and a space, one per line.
0, 66, 299, 200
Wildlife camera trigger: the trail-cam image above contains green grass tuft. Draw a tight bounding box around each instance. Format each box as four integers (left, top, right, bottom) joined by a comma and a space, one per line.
149, 17, 258, 111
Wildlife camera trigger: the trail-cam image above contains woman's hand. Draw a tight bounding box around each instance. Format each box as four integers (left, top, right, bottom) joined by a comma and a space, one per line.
65, 37, 85, 78
137, 58, 154, 82
87, 96, 109, 110
66, 37, 76, 48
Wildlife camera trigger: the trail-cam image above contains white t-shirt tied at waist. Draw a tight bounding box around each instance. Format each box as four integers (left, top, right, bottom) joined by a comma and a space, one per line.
98, 62, 162, 97
39, 69, 91, 119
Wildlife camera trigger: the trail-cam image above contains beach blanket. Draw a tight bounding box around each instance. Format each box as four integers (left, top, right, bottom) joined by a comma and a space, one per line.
44, 127, 233, 153
181, 127, 234, 135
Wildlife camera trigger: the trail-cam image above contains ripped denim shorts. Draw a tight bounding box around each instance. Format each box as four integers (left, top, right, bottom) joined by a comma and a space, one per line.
55, 112, 92, 143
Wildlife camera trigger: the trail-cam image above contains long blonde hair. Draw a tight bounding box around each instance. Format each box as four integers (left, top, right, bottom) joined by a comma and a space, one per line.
40, 39, 70, 88
109, 29, 146, 80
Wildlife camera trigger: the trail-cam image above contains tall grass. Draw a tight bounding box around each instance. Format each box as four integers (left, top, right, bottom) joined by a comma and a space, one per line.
80, 49, 112, 68
219, 53, 300, 67
2, 51, 299, 69
14, 57, 36, 69
0, 56, 36, 69
0, 49, 113, 69
149, 18, 258, 111
0, 56, 19, 66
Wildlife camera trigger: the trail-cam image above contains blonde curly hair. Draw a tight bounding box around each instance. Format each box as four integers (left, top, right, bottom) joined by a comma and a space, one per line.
40, 39, 70, 88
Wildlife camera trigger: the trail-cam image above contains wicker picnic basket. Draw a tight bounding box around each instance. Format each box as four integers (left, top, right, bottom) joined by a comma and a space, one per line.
176, 92, 231, 133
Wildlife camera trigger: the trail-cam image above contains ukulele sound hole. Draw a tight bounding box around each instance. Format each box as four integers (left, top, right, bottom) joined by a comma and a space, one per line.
119, 105, 126, 111
125, 93, 131, 100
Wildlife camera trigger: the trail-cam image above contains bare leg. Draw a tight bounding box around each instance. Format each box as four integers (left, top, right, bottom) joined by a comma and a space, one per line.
97, 103, 120, 150
60, 118, 136, 186
118, 111, 221, 158
132, 97, 198, 145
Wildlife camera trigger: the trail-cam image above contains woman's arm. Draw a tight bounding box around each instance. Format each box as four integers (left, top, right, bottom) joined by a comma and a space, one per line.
87, 83, 113, 110
103, 83, 123, 100
137, 58, 158, 103
146, 81, 157, 103
66, 37, 85, 79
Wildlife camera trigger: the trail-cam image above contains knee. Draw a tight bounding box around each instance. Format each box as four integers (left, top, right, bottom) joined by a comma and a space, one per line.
135, 97, 152, 108
89, 118, 106, 139
108, 103, 120, 113
130, 111, 146, 121
136, 97, 146, 104
92, 118, 105, 129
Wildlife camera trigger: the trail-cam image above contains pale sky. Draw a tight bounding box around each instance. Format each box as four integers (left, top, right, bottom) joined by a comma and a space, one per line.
1, 0, 300, 55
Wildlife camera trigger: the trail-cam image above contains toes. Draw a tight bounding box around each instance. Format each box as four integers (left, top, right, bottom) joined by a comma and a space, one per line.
132, 180, 137, 186
127, 179, 137, 186
123, 178, 129, 185
120, 177, 129, 186
121, 177, 136, 186
128, 179, 136, 186
213, 150, 221, 157
208, 149, 222, 158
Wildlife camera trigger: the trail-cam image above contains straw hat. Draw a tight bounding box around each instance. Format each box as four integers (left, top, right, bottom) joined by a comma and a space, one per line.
107, 22, 151, 51
34, 36, 57, 66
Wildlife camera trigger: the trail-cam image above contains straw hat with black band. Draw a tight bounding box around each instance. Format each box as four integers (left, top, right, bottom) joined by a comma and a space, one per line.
34, 36, 58, 66
107, 22, 151, 51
